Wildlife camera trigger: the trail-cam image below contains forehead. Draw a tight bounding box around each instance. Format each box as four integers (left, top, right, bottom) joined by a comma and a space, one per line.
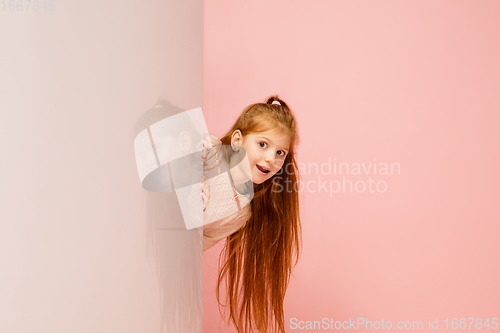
249, 130, 291, 149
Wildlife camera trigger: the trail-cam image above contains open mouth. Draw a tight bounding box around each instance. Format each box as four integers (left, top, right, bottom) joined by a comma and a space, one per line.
256, 164, 270, 174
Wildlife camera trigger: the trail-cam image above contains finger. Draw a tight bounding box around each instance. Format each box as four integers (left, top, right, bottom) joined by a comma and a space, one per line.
203, 162, 216, 171
202, 140, 212, 157
204, 153, 214, 164
203, 162, 215, 170
204, 149, 216, 163
204, 145, 215, 159
203, 165, 215, 171
203, 139, 211, 149
204, 139, 214, 150
204, 153, 216, 165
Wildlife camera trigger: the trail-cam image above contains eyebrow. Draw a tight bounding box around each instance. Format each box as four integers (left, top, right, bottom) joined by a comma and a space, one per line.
258, 136, 289, 152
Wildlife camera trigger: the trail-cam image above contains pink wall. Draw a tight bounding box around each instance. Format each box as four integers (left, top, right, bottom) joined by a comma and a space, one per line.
203, 0, 500, 331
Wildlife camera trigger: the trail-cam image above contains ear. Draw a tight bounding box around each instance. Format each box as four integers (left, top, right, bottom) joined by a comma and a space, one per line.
231, 130, 243, 145
178, 131, 192, 152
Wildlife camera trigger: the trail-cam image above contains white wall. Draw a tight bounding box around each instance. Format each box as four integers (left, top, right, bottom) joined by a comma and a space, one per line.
0, 0, 203, 332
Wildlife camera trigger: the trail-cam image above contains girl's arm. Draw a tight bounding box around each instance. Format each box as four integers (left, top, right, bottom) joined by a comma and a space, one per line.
201, 134, 250, 252
202, 203, 251, 252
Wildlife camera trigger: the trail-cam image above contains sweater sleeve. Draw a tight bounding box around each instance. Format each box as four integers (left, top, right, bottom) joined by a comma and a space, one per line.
203, 203, 251, 251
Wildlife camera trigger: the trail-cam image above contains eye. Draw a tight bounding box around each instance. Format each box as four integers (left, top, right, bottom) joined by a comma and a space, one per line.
277, 150, 286, 156
259, 142, 267, 148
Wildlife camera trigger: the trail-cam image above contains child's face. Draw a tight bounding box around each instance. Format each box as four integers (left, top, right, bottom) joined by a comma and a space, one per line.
237, 129, 291, 184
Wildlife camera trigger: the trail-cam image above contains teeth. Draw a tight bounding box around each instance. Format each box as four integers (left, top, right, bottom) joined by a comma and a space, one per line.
257, 165, 269, 173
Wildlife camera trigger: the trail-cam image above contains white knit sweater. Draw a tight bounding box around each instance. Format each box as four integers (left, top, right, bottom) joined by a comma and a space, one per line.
202, 172, 252, 251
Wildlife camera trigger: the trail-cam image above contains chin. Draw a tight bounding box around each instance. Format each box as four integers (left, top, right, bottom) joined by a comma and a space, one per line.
251, 176, 266, 185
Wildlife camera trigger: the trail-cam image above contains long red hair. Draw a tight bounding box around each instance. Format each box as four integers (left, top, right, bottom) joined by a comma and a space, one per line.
216, 95, 302, 333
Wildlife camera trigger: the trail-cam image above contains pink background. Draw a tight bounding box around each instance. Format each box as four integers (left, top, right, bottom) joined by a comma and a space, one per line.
203, 0, 500, 332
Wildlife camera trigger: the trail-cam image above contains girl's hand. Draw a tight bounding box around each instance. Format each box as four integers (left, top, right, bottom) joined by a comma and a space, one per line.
201, 175, 210, 211
202, 134, 221, 171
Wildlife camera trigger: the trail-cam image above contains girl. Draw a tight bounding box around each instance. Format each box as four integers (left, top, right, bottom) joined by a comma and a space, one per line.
201, 96, 302, 333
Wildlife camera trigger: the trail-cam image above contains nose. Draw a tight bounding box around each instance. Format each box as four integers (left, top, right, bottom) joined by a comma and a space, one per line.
265, 153, 275, 166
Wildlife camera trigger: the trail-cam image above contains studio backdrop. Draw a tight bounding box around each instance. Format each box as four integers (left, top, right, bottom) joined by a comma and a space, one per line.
1, 1, 499, 333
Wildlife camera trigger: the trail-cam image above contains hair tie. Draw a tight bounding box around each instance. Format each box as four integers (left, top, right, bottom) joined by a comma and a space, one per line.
271, 100, 281, 105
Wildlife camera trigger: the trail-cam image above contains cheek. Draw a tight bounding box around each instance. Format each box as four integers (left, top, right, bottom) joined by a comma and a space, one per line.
273, 159, 285, 169
247, 148, 260, 164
